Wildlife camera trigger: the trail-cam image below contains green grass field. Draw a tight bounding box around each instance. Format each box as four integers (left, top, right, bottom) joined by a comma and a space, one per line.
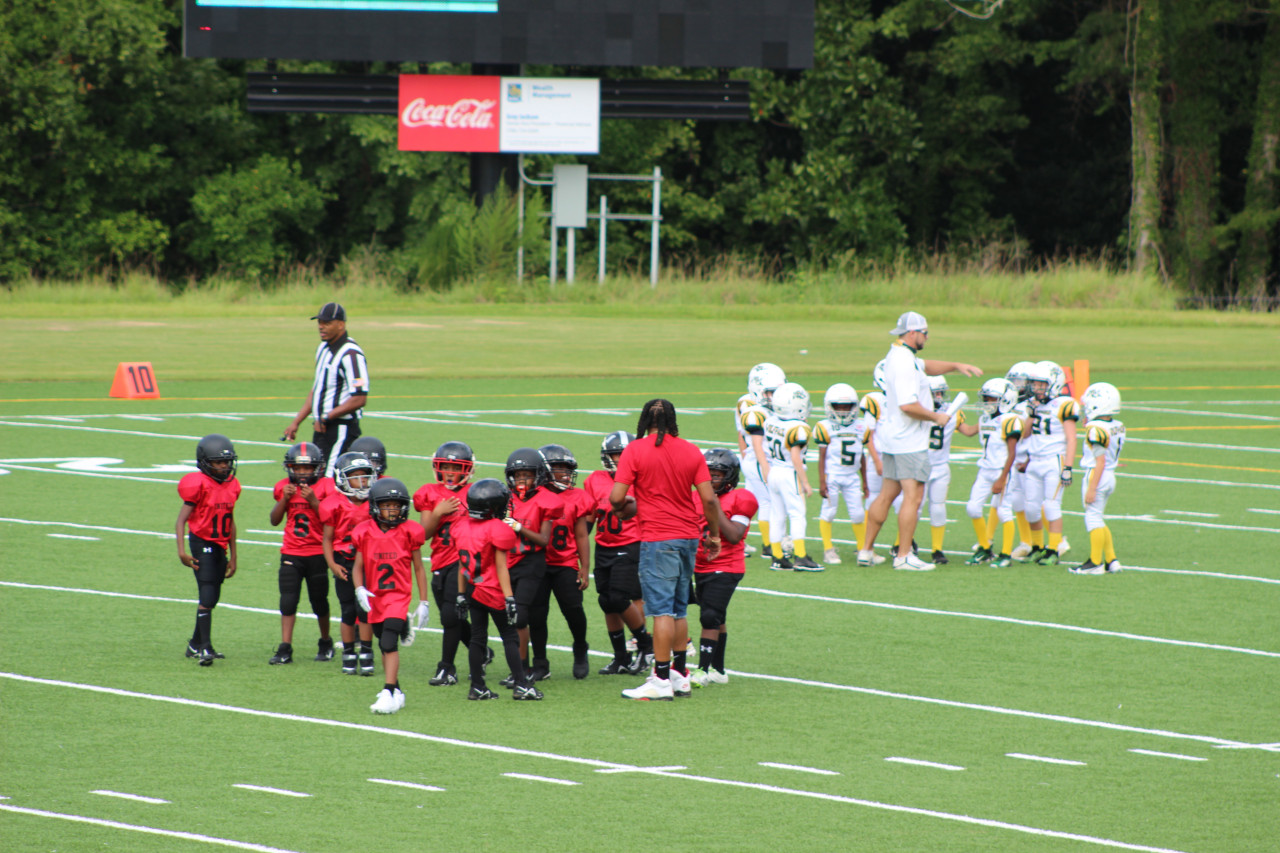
2, 305, 1278, 852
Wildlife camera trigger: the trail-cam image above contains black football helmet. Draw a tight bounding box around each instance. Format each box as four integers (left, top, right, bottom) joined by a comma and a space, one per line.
284, 442, 324, 485
600, 430, 634, 472
432, 441, 475, 490
467, 478, 510, 521
196, 434, 237, 483
505, 447, 548, 498
368, 477, 412, 528
538, 443, 578, 491
348, 436, 387, 475
333, 451, 377, 500
704, 448, 741, 495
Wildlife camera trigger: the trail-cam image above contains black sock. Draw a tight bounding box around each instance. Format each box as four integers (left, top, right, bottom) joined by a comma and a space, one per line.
360, 640, 372, 653
608, 629, 627, 659
699, 638, 716, 671
714, 633, 728, 673
195, 609, 211, 648
631, 626, 652, 652
654, 660, 670, 681
673, 651, 687, 675
384, 683, 396, 692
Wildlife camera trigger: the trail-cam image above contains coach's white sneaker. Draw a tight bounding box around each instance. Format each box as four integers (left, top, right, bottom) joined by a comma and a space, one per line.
370, 687, 403, 714
823, 548, 841, 565
1011, 542, 1033, 560
669, 668, 692, 697
622, 674, 674, 701
856, 549, 874, 566
893, 553, 935, 572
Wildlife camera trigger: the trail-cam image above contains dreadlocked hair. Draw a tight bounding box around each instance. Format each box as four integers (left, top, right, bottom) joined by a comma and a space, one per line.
636, 398, 679, 446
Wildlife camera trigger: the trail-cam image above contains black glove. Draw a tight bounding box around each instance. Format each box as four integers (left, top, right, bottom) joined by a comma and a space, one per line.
1060, 466, 1073, 487
505, 596, 519, 625
455, 593, 470, 621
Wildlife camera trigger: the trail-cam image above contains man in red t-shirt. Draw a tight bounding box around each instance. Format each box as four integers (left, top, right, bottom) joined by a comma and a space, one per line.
690, 449, 758, 687
610, 399, 722, 701
269, 442, 336, 665
176, 434, 242, 666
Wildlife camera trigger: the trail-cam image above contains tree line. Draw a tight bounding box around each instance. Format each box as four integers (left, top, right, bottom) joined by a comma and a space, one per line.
1, 0, 1276, 304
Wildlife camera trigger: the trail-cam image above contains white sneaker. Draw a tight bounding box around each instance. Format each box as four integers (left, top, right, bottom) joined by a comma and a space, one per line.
685, 638, 697, 656
669, 669, 692, 697
1011, 542, 1033, 560
893, 553, 935, 571
625, 636, 638, 653
743, 542, 757, 557
622, 674, 674, 701
856, 549, 874, 566
1106, 559, 1122, 573
781, 536, 794, 556
690, 668, 711, 688
1057, 536, 1071, 555
823, 548, 841, 565
871, 552, 886, 565
370, 687, 402, 714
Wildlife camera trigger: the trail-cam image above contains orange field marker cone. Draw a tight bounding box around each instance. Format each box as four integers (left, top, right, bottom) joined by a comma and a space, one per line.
108, 362, 161, 399
1072, 359, 1089, 401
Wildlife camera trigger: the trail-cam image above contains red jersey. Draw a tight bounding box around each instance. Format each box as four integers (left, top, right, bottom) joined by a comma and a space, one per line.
507, 488, 562, 568
452, 517, 519, 610
582, 469, 639, 547
614, 434, 711, 542
693, 489, 758, 574
350, 518, 426, 624
178, 472, 242, 547
545, 487, 594, 568
318, 492, 364, 558
273, 477, 335, 556
412, 481, 471, 570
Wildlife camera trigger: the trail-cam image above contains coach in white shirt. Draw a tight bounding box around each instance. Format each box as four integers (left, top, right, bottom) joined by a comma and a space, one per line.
859, 311, 981, 571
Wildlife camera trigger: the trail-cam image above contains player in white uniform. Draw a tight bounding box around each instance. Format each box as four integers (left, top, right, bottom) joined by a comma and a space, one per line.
1070, 382, 1125, 575
964, 377, 1022, 567
1004, 362, 1036, 559
738, 363, 785, 559
924, 375, 978, 564
763, 383, 821, 571
857, 388, 890, 565
1022, 361, 1079, 565
813, 383, 868, 565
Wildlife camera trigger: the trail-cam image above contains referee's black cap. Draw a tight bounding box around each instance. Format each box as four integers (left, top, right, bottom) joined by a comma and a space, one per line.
311, 302, 346, 322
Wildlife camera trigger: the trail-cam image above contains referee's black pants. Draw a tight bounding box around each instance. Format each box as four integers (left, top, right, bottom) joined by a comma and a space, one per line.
312, 419, 361, 477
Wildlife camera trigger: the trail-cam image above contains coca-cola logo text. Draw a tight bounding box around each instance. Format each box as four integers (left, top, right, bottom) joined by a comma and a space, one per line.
401, 97, 496, 129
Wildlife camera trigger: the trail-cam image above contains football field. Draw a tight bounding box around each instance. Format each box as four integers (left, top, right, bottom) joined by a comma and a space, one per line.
1, 309, 1278, 852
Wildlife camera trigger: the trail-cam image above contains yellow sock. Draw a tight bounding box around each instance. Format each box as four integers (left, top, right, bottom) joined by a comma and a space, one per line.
1030, 527, 1044, 548
1048, 531, 1062, 551
931, 525, 945, 552
759, 520, 771, 553
793, 539, 807, 558
1016, 511, 1032, 545
971, 517, 990, 549
1090, 527, 1106, 564
1002, 521, 1016, 555
1103, 526, 1116, 562
852, 521, 867, 552
985, 507, 1000, 545
819, 520, 834, 551
771, 541, 784, 559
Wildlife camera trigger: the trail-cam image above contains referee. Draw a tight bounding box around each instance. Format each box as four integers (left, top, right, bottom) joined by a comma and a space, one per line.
283, 302, 370, 476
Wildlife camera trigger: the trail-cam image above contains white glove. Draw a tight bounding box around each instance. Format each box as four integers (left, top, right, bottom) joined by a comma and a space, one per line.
355, 585, 374, 613
413, 600, 430, 630
504, 517, 523, 534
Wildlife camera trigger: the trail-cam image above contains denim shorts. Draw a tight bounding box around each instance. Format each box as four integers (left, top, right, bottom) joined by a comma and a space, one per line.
638, 538, 698, 619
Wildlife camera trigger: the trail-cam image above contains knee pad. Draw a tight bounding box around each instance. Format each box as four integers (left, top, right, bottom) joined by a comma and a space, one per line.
198, 582, 221, 611
1042, 499, 1063, 523
966, 499, 985, 520
699, 603, 725, 631
1025, 505, 1042, 524
598, 589, 630, 615
279, 590, 300, 617
929, 502, 948, 528
339, 599, 358, 627
379, 619, 405, 653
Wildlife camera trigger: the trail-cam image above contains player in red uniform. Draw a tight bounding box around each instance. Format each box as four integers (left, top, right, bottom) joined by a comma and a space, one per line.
453, 478, 542, 700
176, 434, 242, 666
320, 451, 378, 675
269, 442, 336, 665
533, 444, 593, 679
502, 447, 559, 685
352, 478, 430, 714
691, 449, 757, 687
582, 431, 654, 675
414, 440, 490, 687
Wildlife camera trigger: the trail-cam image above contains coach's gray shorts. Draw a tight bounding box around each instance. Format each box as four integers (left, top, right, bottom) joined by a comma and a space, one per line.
882, 451, 931, 484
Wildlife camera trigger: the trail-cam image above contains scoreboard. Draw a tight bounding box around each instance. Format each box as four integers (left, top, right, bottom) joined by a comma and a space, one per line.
183, 0, 813, 68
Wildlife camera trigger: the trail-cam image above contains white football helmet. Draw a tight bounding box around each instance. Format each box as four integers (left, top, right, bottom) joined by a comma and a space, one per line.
928, 374, 949, 410
823, 383, 860, 427
772, 382, 811, 421
1028, 360, 1064, 403
1082, 382, 1121, 420
747, 363, 786, 410
1006, 361, 1035, 399
873, 359, 887, 393
979, 377, 1017, 416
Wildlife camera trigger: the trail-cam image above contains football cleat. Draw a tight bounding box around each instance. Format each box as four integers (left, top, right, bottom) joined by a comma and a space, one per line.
622, 674, 674, 701
770, 556, 795, 571
669, 669, 692, 697
358, 647, 375, 676
512, 683, 544, 701
370, 688, 403, 714
1106, 559, 1123, 573
990, 553, 1013, 568
1036, 550, 1061, 566
1070, 560, 1106, 575
197, 647, 216, 667
468, 685, 496, 700
893, 553, 935, 571
931, 550, 949, 565
1019, 546, 1045, 564
598, 658, 633, 675
691, 668, 728, 688
793, 555, 825, 572
572, 643, 590, 680
499, 673, 517, 689
186, 641, 200, 659
315, 637, 335, 662
1011, 542, 1034, 560
341, 648, 357, 675
760, 548, 775, 559
1057, 536, 1072, 556
626, 652, 655, 676
269, 642, 293, 665
529, 658, 551, 682
966, 547, 993, 565
429, 664, 458, 686
823, 548, 841, 565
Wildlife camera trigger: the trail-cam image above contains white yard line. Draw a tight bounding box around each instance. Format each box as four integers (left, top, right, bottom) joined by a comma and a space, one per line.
0, 804, 303, 853
884, 757, 965, 771
232, 784, 310, 798
1128, 749, 1207, 762
1006, 753, 1087, 766
89, 790, 169, 804
502, 773, 581, 786
367, 778, 445, 792
758, 762, 841, 775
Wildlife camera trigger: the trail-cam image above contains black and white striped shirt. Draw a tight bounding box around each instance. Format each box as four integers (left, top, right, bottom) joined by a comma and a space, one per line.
311, 335, 369, 421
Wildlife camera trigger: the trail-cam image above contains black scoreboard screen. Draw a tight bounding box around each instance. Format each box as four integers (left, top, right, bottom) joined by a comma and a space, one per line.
183, 0, 813, 68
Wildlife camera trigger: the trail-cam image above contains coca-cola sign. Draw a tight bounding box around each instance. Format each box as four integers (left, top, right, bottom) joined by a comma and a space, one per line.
401, 97, 496, 130
398, 75, 500, 152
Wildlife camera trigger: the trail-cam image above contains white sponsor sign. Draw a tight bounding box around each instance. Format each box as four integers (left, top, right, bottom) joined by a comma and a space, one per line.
498, 77, 599, 154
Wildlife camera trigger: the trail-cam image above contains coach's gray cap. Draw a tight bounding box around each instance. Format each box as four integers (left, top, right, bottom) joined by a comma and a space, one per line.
311, 302, 346, 322
891, 311, 928, 335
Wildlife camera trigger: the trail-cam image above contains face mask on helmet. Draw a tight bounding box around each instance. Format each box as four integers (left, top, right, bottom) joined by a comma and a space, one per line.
284, 443, 323, 485
703, 449, 741, 495
196, 434, 238, 483
505, 448, 547, 499
748, 364, 786, 411
368, 478, 411, 529
538, 444, 578, 491
334, 452, 377, 500
348, 437, 387, 475
432, 441, 475, 490
928, 376, 949, 411
823, 383, 859, 427
599, 431, 632, 473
